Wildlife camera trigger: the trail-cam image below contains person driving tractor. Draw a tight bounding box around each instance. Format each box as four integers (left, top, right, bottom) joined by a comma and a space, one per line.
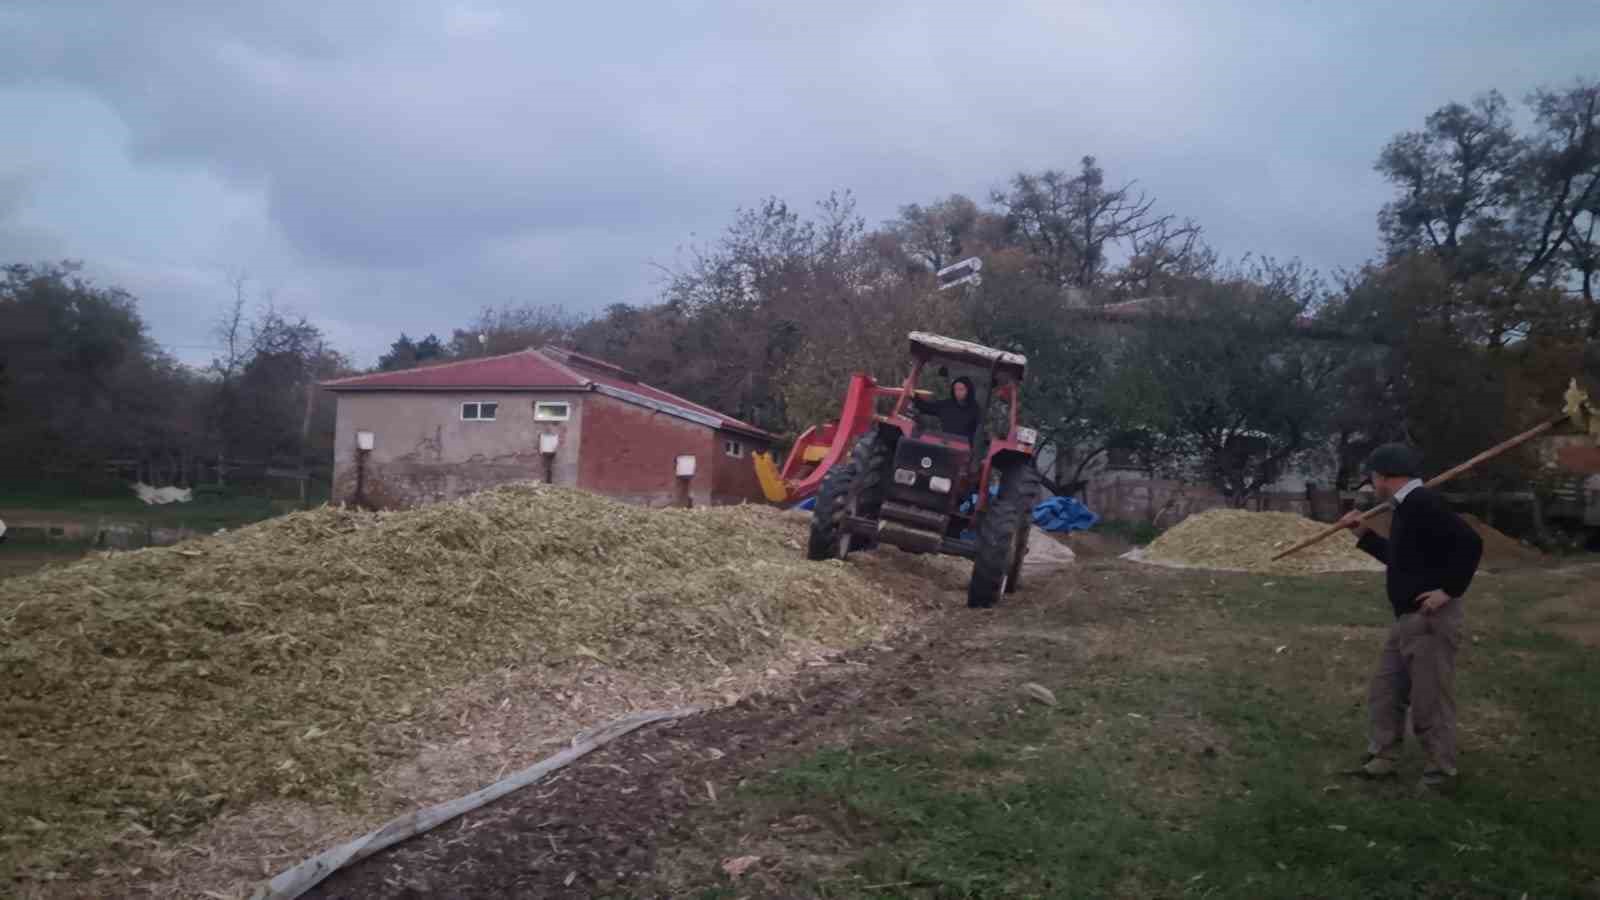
912, 375, 980, 439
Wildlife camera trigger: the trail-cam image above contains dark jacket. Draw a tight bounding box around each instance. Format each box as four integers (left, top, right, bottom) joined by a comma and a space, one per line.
913, 387, 980, 438
1356, 486, 1484, 618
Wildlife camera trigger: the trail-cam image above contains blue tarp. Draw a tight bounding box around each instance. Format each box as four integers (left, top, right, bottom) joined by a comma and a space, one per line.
957, 484, 1001, 541
1032, 495, 1099, 533
797, 497, 816, 511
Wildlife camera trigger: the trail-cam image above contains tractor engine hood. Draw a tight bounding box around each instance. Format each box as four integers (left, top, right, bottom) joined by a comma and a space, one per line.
886, 438, 968, 510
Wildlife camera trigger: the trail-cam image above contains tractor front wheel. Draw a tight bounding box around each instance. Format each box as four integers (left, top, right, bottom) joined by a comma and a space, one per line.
806, 432, 895, 561
968, 461, 1041, 608
807, 457, 858, 561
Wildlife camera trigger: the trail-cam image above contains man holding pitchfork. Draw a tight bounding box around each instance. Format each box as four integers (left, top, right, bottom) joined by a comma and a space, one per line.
1338, 443, 1483, 791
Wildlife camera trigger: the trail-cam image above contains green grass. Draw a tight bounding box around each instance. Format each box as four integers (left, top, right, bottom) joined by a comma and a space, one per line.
0, 481, 316, 531
0, 538, 92, 579
675, 565, 1600, 898
1092, 518, 1163, 546
762, 741, 1188, 897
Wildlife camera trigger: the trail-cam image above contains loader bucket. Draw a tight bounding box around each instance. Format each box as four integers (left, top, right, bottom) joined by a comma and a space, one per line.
753, 451, 789, 503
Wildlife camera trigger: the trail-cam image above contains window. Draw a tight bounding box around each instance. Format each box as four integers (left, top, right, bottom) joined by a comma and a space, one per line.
724, 440, 744, 458
461, 401, 498, 421
535, 401, 571, 422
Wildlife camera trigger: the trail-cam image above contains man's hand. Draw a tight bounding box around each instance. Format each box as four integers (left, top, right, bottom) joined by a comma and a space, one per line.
1415, 589, 1452, 615
1338, 510, 1370, 536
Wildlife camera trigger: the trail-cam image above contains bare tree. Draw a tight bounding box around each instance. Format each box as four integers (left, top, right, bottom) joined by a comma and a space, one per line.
993, 156, 1202, 292
1113, 216, 1216, 298
210, 273, 252, 385
1518, 78, 1600, 293
452, 304, 583, 357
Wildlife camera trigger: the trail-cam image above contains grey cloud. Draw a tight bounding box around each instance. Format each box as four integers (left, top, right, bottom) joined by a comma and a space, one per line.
0, 169, 65, 261
1, 0, 1597, 366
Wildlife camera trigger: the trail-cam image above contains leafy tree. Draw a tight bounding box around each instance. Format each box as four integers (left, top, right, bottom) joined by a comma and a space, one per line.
0, 262, 157, 470
646, 192, 883, 433
1113, 261, 1340, 507
1322, 254, 1582, 491
1376, 78, 1600, 312
377, 333, 448, 371
1520, 78, 1600, 305
1376, 91, 1523, 278
885, 195, 988, 273
1361, 77, 1599, 489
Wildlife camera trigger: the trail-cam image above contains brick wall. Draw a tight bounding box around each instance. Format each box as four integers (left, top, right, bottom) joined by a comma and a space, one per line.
577, 393, 770, 507
710, 432, 770, 506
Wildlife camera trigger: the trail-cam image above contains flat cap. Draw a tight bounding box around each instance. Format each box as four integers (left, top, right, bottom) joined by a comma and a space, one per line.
1365, 443, 1422, 478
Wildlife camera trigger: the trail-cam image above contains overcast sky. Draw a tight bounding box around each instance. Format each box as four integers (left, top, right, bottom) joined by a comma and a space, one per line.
3, 1, 1596, 368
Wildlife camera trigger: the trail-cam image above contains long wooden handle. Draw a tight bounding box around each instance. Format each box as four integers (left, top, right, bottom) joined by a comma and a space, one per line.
1270, 501, 1393, 562
1270, 414, 1564, 561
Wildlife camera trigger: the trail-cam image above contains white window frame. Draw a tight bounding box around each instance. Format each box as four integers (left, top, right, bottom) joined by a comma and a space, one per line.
534, 401, 571, 422
461, 401, 499, 422
724, 439, 744, 458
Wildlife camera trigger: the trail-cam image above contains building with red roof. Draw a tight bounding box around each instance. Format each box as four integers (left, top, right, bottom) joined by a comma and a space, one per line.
322, 347, 773, 508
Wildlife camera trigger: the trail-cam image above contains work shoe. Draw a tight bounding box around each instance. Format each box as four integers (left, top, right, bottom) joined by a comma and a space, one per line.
1417, 769, 1458, 794
1340, 754, 1398, 778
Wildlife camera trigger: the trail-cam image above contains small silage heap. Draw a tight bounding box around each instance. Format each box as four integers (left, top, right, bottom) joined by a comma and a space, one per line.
1133, 508, 1383, 574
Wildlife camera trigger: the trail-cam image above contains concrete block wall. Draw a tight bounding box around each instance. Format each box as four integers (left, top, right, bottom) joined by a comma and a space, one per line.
332, 390, 585, 508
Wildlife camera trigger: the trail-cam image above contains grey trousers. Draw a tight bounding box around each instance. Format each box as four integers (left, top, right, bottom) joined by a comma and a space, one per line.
1367, 600, 1464, 774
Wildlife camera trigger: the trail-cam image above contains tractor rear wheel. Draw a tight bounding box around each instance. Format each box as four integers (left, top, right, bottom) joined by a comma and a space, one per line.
968, 461, 1041, 608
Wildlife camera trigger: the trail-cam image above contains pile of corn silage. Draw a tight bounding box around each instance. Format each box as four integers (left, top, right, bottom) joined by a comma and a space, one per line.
1131, 508, 1383, 574
0, 484, 910, 881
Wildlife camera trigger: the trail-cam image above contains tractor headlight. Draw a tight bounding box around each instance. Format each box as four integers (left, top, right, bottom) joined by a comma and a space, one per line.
1016, 427, 1038, 447
894, 468, 917, 486
929, 476, 952, 494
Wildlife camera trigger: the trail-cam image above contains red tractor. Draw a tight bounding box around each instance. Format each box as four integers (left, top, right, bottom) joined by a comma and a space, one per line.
803, 332, 1041, 608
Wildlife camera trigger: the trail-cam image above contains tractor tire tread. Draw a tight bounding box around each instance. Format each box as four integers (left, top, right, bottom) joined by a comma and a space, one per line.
807, 459, 857, 561
969, 462, 1040, 607
847, 433, 892, 549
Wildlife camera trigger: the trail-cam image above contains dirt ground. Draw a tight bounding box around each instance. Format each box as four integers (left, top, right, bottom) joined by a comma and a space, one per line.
1054, 529, 1131, 559
305, 582, 1007, 900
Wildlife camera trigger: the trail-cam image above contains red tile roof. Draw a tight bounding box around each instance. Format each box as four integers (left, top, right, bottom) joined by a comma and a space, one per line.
323, 348, 772, 440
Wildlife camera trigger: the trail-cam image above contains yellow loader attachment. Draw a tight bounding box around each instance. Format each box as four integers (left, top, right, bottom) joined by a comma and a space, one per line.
753, 451, 789, 503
